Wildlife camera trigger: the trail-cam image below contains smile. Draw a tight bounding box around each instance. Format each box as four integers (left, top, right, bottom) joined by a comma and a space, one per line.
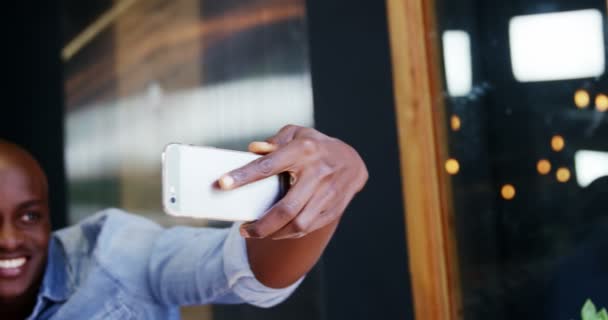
0, 257, 27, 270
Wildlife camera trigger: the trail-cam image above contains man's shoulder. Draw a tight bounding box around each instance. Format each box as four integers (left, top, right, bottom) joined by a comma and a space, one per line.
52, 208, 165, 272
52, 209, 166, 296
53, 208, 162, 246
60, 207, 159, 227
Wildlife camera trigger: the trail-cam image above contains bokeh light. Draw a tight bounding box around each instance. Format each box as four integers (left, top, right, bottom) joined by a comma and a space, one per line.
445, 158, 460, 175
596, 93, 608, 112
537, 159, 551, 175
501, 184, 516, 200
551, 135, 565, 152
556, 167, 571, 183
450, 115, 462, 131
574, 89, 590, 109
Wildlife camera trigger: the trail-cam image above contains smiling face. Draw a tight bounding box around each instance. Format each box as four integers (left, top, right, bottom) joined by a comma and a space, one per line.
0, 142, 50, 302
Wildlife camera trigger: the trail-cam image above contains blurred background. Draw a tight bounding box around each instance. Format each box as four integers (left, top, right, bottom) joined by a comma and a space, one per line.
2, 0, 607, 319
435, 0, 608, 318
2, 1, 411, 319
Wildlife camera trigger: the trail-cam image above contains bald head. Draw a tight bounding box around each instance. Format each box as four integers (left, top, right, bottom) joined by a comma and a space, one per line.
0, 140, 48, 199
0, 140, 51, 304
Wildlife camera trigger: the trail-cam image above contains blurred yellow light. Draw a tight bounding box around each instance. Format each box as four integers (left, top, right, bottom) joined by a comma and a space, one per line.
556, 167, 571, 183
501, 184, 516, 200
537, 159, 552, 175
551, 135, 565, 152
450, 115, 462, 131
596, 93, 608, 112
445, 158, 460, 175
574, 89, 590, 109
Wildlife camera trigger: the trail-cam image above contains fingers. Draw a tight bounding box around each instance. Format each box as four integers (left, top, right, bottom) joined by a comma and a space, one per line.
239, 174, 321, 238
248, 141, 278, 155
270, 208, 338, 240
219, 125, 364, 241
248, 125, 301, 155
268, 182, 343, 240
218, 138, 311, 190
266, 124, 299, 146
307, 195, 352, 233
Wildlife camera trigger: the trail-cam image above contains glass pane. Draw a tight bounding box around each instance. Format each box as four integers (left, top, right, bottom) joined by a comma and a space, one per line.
61, 0, 314, 319
435, 0, 608, 318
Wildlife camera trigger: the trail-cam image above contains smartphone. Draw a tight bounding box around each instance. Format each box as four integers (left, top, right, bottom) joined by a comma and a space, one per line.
161, 143, 288, 221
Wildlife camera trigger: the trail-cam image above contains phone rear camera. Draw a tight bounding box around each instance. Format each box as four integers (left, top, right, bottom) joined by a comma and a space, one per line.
170, 197, 176, 204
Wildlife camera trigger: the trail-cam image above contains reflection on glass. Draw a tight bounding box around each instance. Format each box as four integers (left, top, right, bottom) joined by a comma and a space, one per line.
500, 184, 516, 200
551, 134, 565, 152
436, 0, 608, 318
556, 167, 572, 183
63, 0, 313, 224
509, 9, 605, 82
596, 93, 608, 111
574, 89, 591, 109
442, 30, 473, 96
445, 158, 460, 175
537, 159, 552, 175
450, 114, 462, 131
575, 150, 608, 187
62, 1, 315, 319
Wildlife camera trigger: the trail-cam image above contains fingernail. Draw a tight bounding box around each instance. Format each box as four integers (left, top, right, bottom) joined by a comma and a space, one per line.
239, 221, 256, 238
242, 224, 261, 239
250, 141, 276, 152
219, 175, 234, 189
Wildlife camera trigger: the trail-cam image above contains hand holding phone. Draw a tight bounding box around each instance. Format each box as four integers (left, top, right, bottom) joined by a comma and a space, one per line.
216, 125, 368, 240
162, 144, 288, 221
163, 125, 368, 241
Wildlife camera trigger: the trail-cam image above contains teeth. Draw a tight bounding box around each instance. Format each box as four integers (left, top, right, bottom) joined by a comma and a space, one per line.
0, 258, 26, 269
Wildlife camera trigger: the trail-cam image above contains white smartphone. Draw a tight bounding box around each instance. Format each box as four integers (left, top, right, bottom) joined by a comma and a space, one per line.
161, 143, 288, 221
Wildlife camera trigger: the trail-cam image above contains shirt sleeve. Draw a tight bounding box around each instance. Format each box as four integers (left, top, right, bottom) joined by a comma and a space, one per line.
221, 223, 304, 307
147, 222, 303, 308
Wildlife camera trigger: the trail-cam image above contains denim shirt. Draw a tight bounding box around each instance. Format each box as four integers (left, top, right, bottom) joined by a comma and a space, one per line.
27, 208, 301, 319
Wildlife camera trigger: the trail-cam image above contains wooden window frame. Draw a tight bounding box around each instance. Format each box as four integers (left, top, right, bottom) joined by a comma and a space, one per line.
386, 0, 462, 319
387, 2, 608, 319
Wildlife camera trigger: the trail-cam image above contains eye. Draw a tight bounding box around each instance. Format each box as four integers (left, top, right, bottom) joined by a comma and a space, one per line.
20, 211, 41, 223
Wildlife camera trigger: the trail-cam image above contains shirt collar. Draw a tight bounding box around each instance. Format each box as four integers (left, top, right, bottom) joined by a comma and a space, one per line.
39, 237, 73, 302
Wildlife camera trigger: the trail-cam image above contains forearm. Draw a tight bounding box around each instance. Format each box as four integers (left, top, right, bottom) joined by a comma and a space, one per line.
221, 126, 368, 289
245, 220, 339, 288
